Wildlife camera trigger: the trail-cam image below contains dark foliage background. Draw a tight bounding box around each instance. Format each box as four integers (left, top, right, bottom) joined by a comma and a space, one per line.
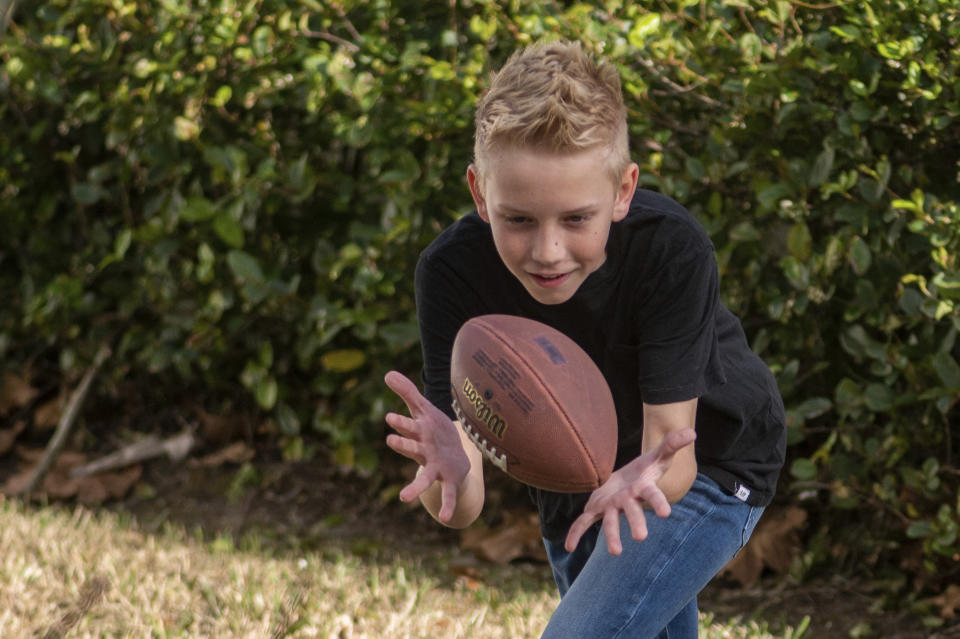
1, 0, 958, 613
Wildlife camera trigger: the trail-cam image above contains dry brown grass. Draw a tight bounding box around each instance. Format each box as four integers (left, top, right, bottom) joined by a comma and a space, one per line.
0, 495, 801, 638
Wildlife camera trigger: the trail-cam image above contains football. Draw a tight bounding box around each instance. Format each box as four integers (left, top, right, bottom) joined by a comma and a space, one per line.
450, 314, 617, 493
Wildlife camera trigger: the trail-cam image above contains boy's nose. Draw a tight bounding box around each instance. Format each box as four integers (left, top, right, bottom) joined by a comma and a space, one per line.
531, 227, 565, 264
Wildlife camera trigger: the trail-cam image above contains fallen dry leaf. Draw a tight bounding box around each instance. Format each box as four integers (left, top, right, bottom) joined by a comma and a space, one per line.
194, 404, 244, 446
0, 420, 26, 455
73, 463, 143, 504
33, 391, 67, 430
449, 564, 486, 591
933, 584, 960, 619
0, 372, 39, 414
460, 509, 546, 564
1, 450, 141, 503
191, 441, 255, 467
1, 468, 31, 495
720, 506, 807, 587
43, 467, 84, 499
14, 445, 45, 463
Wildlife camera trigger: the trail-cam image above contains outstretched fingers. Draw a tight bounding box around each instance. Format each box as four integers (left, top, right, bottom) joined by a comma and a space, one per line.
564, 512, 599, 552
638, 482, 672, 519
384, 371, 428, 416
623, 498, 649, 542
658, 428, 697, 459
603, 508, 623, 555
437, 477, 459, 523
384, 430, 425, 465
397, 467, 435, 503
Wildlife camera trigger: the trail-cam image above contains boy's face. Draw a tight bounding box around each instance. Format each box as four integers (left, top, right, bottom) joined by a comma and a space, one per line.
468, 145, 638, 305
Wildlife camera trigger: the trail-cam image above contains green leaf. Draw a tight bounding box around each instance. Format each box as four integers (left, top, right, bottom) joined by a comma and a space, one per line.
211, 85, 232, 107
850, 102, 874, 123
863, 383, 894, 411
276, 402, 301, 436
790, 458, 817, 481
173, 116, 200, 141
322, 349, 366, 372
793, 397, 832, 420
834, 378, 863, 414
226, 250, 264, 282
334, 443, 355, 468
933, 351, 960, 390
830, 25, 861, 42
72, 182, 105, 205
906, 520, 933, 539
809, 148, 834, 187
729, 221, 761, 242
114, 228, 132, 258
213, 212, 244, 248
787, 222, 813, 261
877, 38, 917, 60
181, 197, 218, 222
892, 198, 919, 212
858, 176, 883, 203
756, 183, 790, 211
379, 322, 419, 348
849, 237, 872, 275
739, 32, 761, 59
255, 376, 278, 410
780, 256, 809, 289
252, 25, 274, 57
628, 13, 661, 46
841, 325, 885, 360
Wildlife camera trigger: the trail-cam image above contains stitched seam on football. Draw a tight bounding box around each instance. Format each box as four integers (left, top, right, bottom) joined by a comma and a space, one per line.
475, 317, 601, 480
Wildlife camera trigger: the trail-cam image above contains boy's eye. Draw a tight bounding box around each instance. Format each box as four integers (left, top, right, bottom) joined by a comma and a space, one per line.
504, 215, 531, 225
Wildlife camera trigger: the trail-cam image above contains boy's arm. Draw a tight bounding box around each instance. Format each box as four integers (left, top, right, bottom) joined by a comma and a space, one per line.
384, 371, 485, 529
564, 398, 698, 555
415, 422, 485, 529
641, 399, 698, 502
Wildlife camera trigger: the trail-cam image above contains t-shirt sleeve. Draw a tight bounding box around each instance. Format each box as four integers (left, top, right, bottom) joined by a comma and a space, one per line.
414, 251, 473, 420
633, 244, 726, 404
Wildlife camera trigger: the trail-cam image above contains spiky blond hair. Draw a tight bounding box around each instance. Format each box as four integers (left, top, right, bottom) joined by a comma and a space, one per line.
472, 40, 630, 190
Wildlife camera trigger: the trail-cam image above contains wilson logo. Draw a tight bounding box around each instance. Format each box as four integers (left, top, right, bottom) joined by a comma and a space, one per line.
461, 377, 508, 439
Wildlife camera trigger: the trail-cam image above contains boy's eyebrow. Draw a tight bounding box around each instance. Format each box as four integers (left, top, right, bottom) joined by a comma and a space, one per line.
497, 203, 600, 216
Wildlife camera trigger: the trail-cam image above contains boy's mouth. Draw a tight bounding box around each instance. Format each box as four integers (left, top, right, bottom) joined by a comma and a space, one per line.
530, 272, 571, 288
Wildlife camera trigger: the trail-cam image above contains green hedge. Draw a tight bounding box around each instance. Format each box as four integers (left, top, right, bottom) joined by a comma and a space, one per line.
2, 0, 958, 600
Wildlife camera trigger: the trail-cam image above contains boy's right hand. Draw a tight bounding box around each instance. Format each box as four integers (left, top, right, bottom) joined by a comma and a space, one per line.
384, 370, 471, 523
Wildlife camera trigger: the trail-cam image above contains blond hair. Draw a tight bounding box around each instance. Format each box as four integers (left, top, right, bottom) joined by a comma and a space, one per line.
472, 40, 630, 190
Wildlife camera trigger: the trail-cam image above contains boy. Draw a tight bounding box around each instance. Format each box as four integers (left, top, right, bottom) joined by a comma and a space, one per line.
384, 40, 785, 638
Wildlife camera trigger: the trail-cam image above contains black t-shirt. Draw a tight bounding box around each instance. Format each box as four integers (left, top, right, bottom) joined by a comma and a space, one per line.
415, 188, 786, 542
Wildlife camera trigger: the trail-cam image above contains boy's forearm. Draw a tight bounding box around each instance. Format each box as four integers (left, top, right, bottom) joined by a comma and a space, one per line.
642, 398, 698, 504
419, 423, 485, 528
657, 451, 697, 504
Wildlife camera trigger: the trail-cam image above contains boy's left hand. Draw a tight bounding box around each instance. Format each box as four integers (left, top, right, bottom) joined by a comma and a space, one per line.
564, 428, 696, 555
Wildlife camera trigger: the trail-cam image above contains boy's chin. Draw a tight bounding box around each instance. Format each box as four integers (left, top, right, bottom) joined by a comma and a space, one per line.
521, 281, 579, 305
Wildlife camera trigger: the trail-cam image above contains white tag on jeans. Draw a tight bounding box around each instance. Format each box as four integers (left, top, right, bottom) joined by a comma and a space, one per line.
734, 483, 751, 502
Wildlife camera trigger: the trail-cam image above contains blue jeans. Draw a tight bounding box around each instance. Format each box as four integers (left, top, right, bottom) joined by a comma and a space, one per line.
541, 474, 765, 639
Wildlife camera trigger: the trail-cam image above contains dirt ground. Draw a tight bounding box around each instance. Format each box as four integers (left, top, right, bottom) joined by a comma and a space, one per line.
105, 456, 958, 639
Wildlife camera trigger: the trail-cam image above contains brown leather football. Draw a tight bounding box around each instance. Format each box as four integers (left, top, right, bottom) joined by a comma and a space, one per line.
450, 314, 617, 493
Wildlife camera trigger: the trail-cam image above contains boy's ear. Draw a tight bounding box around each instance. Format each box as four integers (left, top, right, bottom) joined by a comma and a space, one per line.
613, 162, 640, 222
466, 164, 491, 223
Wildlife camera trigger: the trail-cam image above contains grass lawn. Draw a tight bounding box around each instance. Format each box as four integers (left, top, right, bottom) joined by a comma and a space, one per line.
0, 495, 808, 638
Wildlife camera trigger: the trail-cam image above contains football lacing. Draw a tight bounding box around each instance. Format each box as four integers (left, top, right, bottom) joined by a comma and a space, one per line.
452, 396, 508, 472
